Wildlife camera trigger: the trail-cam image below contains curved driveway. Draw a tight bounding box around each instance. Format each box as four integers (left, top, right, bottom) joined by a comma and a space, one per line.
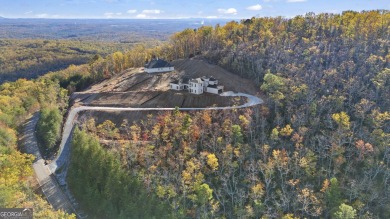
48, 92, 263, 175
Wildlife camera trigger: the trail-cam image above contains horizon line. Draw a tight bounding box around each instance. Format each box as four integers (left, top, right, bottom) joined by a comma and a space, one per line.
0, 16, 244, 20
1, 9, 387, 20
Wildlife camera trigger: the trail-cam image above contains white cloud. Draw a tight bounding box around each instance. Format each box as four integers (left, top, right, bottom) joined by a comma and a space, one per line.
36, 13, 48, 18
142, 9, 162, 14
206, 16, 218, 19
136, 14, 147, 18
127, 9, 137, 14
25, 11, 33, 14
31, 13, 64, 18
103, 12, 122, 18
287, 0, 307, 2
217, 8, 237, 15
134, 9, 162, 19
247, 4, 262, 11
104, 12, 114, 18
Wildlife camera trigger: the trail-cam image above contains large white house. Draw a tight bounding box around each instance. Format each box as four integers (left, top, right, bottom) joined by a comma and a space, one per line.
170, 76, 224, 95
144, 58, 174, 73
189, 78, 204, 94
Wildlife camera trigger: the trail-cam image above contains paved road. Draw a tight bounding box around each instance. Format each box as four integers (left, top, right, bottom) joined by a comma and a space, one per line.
22, 114, 77, 216
49, 91, 263, 174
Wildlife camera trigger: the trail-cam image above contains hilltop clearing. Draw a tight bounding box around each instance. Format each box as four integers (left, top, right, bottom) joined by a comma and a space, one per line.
78, 58, 259, 94
73, 58, 260, 109
71, 58, 260, 126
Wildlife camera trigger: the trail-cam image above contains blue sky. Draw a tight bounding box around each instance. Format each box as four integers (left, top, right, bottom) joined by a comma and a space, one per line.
0, 0, 389, 19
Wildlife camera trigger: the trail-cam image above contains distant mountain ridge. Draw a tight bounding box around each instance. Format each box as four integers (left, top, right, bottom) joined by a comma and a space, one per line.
0, 18, 228, 41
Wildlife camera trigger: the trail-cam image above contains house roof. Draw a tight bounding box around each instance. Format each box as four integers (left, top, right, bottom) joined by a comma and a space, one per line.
200, 76, 217, 81
207, 84, 219, 88
182, 77, 190, 84
171, 77, 190, 85
190, 78, 203, 84
201, 76, 209, 81
145, 59, 173, 69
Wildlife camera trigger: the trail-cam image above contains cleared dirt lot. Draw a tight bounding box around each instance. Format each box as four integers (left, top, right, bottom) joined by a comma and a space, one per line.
73, 58, 259, 107
73, 58, 260, 125
81, 58, 260, 95
75, 90, 243, 108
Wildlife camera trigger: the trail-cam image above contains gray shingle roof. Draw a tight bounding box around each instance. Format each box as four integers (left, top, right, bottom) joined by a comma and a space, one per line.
190, 78, 203, 84
145, 59, 173, 69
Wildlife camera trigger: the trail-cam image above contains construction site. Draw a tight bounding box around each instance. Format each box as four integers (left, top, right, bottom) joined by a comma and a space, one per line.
71, 58, 261, 125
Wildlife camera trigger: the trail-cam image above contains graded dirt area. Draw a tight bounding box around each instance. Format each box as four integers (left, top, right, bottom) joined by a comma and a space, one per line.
73, 58, 260, 125
76, 91, 243, 108
73, 58, 259, 108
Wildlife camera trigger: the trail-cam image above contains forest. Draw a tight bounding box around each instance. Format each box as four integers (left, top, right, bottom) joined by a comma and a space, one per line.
0, 39, 140, 83
69, 10, 389, 218
0, 10, 389, 218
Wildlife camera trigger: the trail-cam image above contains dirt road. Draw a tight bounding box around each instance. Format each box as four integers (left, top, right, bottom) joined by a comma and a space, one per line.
21, 113, 78, 217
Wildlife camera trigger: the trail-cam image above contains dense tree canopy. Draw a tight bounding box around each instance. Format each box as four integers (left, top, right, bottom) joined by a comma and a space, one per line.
0, 39, 139, 83
73, 10, 389, 218
68, 128, 171, 218
36, 107, 62, 152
